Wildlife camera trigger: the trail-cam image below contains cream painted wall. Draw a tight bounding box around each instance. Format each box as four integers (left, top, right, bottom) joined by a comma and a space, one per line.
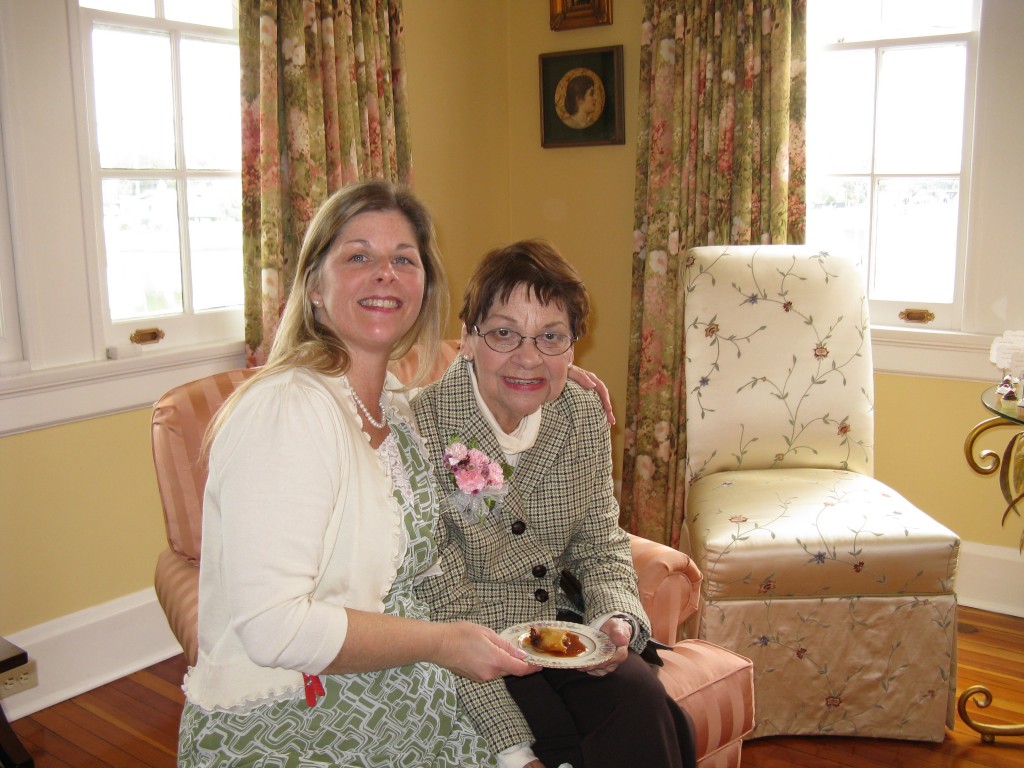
875, 374, 1018, 546
1, 409, 165, 631
502, 2, 642, 480
402, 1, 512, 332
1, 2, 1019, 639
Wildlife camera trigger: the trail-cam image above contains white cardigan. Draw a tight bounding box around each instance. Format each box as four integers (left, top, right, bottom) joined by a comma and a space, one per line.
183, 368, 415, 712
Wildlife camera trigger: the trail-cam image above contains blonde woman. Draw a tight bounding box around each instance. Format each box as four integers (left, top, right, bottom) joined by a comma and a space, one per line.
177, 180, 537, 768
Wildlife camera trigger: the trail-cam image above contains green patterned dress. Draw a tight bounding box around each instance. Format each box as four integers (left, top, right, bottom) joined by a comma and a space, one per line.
177, 419, 496, 768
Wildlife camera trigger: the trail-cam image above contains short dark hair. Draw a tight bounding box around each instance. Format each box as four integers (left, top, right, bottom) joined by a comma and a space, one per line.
459, 239, 590, 339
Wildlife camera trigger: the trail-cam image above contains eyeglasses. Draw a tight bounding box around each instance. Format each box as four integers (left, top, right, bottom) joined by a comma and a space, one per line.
473, 326, 576, 356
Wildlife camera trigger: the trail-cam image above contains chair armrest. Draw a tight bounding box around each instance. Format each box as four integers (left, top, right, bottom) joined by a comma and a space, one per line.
629, 534, 702, 644
155, 548, 200, 667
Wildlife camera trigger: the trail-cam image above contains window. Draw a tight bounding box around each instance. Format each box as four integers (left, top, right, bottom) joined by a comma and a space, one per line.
80, 0, 242, 354
0, 117, 23, 369
0, 0, 245, 435
806, 0, 976, 331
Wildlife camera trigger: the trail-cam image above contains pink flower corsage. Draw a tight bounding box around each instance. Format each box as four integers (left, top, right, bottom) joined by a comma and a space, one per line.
443, 435, 511, 523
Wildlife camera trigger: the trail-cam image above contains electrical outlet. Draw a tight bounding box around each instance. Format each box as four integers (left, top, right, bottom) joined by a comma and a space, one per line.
0, 660, 38, 698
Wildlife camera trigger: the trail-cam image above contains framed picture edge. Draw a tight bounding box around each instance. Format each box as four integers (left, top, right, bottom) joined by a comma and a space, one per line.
538, 44, 625, 149
549, 0, 613, 31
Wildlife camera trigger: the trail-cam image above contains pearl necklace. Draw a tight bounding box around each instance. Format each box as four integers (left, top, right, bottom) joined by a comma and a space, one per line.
351, 389, 386, 429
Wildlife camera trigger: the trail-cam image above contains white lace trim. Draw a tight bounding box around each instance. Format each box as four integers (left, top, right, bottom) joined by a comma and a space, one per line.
377, 432, 411, 551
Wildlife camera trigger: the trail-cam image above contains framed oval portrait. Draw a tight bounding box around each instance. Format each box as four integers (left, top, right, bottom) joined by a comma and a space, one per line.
539, 46, 624, 148
554, 67, 606, 130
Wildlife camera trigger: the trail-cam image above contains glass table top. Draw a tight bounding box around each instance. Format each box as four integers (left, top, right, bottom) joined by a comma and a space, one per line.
982, 384, 1024, 427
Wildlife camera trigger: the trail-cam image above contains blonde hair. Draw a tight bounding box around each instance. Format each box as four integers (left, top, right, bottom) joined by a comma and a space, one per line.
206, 180, 448, 449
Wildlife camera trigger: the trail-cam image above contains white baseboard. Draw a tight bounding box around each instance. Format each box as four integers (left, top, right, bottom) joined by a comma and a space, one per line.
2, 587, 182, 721
955, 541, 1024, 618
2, 542, 1022, 722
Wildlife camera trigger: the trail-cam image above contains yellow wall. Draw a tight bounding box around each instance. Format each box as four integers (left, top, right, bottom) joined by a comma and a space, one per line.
0, 2, 1016, 637
874, 374, 1015, 546
402, 1, 511, 324
503, 2, 641, 479
1, 409, 165, 630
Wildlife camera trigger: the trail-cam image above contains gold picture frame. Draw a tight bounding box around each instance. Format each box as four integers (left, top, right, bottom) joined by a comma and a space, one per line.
539, 46, 624, 148
549, 0, 613, 31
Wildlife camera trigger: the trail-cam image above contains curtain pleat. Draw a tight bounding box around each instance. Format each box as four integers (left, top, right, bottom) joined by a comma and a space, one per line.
621, 0, 806, 548
240, 0, 411, 364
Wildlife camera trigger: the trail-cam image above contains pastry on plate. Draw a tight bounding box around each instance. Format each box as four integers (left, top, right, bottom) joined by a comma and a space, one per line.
528, 625, 587, 657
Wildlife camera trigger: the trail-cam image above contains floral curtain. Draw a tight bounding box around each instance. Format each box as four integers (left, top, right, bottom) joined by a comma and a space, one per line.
240, 0, 412, 365
620, 0, 807, 547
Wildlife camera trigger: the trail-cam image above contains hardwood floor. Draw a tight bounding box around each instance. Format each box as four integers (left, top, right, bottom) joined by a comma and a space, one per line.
8, 605, 1024, 767
10, 652, 185, 767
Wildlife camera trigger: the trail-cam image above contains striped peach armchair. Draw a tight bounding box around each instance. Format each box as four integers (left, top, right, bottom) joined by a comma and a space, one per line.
151, 342, 754, 766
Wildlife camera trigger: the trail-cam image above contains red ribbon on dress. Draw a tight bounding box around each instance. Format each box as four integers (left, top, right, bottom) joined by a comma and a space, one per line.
302, 673, 325, 707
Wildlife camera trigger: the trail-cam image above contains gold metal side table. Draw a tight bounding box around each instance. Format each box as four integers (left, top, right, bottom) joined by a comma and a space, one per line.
958, 384, 1024, 742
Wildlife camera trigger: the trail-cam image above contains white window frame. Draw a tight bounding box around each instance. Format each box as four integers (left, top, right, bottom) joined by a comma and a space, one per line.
81, 4, 244, 355
806, 0, 1023, 382
810, 34, 975, 332
0, 0, 243, 437
0, 108, 24, 372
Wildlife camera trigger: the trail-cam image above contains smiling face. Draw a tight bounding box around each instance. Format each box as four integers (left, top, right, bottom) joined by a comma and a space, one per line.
463, 283, 574, 432
309, 209, 425, 363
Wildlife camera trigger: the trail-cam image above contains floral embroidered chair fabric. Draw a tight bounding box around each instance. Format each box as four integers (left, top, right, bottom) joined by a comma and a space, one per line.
152, 340, 754, 766
682, 245, 959, 741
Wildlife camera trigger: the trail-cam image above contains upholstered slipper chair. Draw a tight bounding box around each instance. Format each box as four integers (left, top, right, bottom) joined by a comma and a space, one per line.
681, 245, 959, 741
151, 342, 755, 766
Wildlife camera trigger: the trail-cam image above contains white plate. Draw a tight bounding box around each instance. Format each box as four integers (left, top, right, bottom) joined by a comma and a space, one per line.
500, 620, 616, 669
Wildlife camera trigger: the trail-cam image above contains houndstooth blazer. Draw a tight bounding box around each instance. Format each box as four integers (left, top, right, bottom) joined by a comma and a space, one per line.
412, 356, 651, 753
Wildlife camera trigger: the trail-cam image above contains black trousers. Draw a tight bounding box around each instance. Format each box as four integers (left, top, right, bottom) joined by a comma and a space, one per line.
504, 651, 697, 768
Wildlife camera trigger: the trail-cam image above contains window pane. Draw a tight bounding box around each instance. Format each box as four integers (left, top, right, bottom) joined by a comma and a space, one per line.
180, 39, 241, 170
187, 178, 243, 311
809, 0, 882, 45
879, 0, 972, 36
80, 0, 155, 15
806, 177, 870, 270
165, 0, 236, 28
810, 0, 971, 44
875, 45, 966, 173
92, 28, 175, 169
808, 49, 874, 174
872, 177, 959, 303
102, 179, 183, 320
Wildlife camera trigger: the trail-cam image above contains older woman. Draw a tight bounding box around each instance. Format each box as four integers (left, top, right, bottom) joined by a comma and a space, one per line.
177, 181, 537, 768
413, 240, 695, 768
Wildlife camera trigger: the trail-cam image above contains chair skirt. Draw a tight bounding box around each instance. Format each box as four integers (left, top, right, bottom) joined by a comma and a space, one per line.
687, 467, 959, 741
